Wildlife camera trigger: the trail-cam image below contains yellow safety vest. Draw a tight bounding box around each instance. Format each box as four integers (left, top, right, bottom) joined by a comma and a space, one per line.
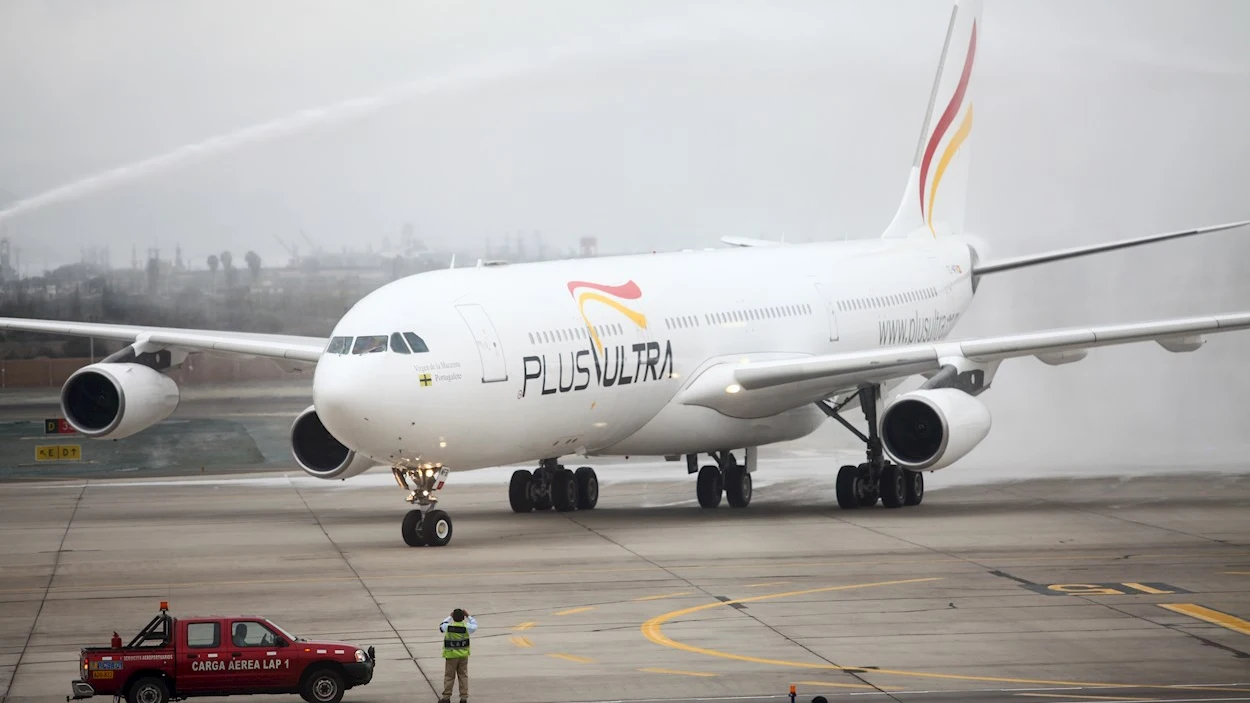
442, 621, 470, 659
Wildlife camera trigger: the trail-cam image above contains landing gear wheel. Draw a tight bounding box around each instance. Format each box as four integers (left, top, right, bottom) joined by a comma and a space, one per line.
127, 677, 169, 703
575, 466, 599, 510
724, 464, 752, 508
509, 469, 534, 513
696, 464, 722, 508
419, 509, 453, 547
879, 464, 906, 508
855, 463, 879, 507
836, 465, 859, 509
904, 469, 925, 506
530, 473, 553, 511
401, 509, 426, 547
552, 468, 578, 512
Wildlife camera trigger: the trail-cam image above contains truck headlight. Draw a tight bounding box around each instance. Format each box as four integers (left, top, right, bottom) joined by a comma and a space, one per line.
354, 649, 367, 662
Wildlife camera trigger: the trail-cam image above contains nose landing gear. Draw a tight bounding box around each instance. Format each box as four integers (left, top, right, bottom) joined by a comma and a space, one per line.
394, 464, 454, 547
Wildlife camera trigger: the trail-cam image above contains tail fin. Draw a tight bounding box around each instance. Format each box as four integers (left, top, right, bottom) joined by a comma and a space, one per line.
882, 0, 981, 239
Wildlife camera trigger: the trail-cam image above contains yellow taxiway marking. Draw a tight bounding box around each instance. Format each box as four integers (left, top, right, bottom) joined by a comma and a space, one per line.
1016, 694, 1154, 701
795, 680, 893, 691
1159, 603, 1250, 635
511, 622, 536, 631
1225, 571, 1250, 575
1120, 582, 1173, 595
638, 667, 717, 678
640, 578, 1247, 692
547, 653, 595, 664
4, 550, 1245, 596
555, 606, 595, 616
745, 581, 792, 588
633, 591, 693, 602
509, 637, 533, 648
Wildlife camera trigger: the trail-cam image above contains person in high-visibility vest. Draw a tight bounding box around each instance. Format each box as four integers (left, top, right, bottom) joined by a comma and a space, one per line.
438, 608, 477, 703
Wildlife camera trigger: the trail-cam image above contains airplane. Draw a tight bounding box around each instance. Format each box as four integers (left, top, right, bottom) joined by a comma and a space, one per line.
3, 0, 1249, 548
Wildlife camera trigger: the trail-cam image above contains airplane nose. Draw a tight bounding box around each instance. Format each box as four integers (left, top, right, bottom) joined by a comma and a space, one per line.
311, 359, 364, 450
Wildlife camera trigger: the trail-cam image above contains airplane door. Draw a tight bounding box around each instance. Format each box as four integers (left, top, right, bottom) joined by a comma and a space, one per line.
813, 283, 840, 342
456, 304, 509, 383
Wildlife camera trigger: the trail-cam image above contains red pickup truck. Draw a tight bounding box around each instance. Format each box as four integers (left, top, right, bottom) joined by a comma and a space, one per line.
69, 604, 375, 703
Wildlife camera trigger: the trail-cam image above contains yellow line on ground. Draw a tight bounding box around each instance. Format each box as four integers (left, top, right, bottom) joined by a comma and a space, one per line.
639, 578, 1245, 692
547, 653, 595, 663
555, 606, 595, 616
511, 622, 536, 631
1016, 694, 1154, 701
794, 680, 892, 691
1121, 582, 1172, 595
638, 667, 717, 678
746, 581, 792, 588
509, 637, 533, 648
1226, 571, 1250, 575
3, 551, 1245, 596
632, 591, 693, 602
1159, 603, 1250, 635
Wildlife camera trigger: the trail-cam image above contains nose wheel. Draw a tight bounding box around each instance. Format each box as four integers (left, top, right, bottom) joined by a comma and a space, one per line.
394, 464, 454, 547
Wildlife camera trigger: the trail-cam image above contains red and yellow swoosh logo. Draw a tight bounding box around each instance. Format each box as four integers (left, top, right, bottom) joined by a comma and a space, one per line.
919, 19, 977, 236
567, 280, 647, 351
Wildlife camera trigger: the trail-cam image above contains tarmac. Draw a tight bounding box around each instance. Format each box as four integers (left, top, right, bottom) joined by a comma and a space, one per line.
1, 463, 1248, 703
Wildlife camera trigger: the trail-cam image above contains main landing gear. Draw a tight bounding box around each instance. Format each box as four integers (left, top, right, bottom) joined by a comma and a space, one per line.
509, 459, 599, 513
817, 384, 925, 510
690, 450, 752, 509
394, 464, 454, 547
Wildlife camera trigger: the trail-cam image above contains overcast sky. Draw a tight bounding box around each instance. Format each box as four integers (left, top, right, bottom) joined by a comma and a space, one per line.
2, 0, 1250, 470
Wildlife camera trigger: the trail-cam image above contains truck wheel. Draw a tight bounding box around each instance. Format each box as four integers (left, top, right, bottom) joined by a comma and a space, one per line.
127, 677, 169, 703
302, 668, 345, 703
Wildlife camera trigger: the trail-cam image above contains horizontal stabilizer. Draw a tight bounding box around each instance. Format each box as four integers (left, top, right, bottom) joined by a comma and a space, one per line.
721, 236, 784, 248
972, 220, 1250, 275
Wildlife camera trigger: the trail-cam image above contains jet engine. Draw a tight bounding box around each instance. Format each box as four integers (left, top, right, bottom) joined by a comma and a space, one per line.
880, 388, 991, 471
290, 405, 375, 479
60, 362, 180, 439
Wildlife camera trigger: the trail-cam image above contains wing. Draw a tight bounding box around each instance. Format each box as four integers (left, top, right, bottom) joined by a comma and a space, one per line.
0, 317, 326, 362
677, 311, 1250, 417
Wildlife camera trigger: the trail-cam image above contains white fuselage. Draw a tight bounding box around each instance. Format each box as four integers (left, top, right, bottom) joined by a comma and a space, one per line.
312, 235, 977, 470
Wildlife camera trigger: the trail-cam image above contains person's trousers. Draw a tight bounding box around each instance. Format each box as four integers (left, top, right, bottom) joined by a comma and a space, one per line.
442, 656, 468, 700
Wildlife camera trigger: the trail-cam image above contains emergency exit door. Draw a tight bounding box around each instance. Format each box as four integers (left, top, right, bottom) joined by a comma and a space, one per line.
456, 304, 509, 383
813, 282, 840, 342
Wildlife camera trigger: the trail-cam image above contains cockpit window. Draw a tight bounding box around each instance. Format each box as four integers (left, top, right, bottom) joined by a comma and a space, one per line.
390, 332, 411, 354
403, 332, 429, 353
352, 335, 389, 355
326, 336, 352, 355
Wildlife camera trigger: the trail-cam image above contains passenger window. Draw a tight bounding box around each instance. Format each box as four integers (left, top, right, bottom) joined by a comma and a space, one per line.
187, 622, 220, 648
326, 336, 352, 355
352, 335, 388, 355
403, 332, 430, 353
230, 621, 281, 648
390, 332, 411, 354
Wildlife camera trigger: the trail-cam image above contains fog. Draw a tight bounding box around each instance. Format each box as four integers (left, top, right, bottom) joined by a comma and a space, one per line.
2, 0, 1250, 477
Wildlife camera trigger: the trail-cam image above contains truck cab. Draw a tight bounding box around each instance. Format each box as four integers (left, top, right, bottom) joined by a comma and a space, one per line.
72, 603, 374, 703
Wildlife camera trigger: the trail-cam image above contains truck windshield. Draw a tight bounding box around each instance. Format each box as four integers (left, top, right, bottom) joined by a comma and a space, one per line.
266, 620, 300, 642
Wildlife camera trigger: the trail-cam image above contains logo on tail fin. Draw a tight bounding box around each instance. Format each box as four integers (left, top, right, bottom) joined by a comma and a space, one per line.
567, 280, 647, 351
918, 20, 977, 235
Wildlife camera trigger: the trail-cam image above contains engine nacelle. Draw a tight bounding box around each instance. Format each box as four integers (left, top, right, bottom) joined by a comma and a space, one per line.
880, 388, 991, 471
60, 362, 180, 439
290, 405, 375, 480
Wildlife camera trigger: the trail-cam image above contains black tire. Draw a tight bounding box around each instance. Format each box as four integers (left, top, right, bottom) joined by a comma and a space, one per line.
879, 464, 906, 508
126, 677, 169, 703
531, 470, 553, 511
509, 469, 533, 513
575, 466, 599, 510
302, 667, 345, 703
724, 464, 752, 508
856, 463, 879, 507
401, 509, 425, 547
696, 465, 722, 508
904, 469, 924, 506
836, 465, 858, 509
420, 509, 453, 546
552, 468, 578, 512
